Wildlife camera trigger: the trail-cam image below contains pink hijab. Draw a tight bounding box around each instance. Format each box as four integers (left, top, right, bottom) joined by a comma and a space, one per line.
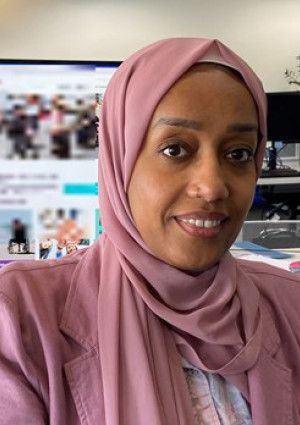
97, 38, 267, 424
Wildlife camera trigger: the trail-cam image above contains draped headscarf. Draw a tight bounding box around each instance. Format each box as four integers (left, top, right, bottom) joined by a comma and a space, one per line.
97, 38, 267, 425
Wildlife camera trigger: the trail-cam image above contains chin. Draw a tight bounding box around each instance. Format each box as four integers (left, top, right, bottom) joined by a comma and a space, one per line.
166, 253, 222, 273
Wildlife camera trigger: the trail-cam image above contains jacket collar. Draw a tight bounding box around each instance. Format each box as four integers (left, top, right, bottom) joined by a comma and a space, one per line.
60, 245, 100, 350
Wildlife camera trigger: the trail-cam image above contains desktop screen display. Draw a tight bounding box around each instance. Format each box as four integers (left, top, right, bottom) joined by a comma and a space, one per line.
0, 60, 119, 267
267, 91, 300, 142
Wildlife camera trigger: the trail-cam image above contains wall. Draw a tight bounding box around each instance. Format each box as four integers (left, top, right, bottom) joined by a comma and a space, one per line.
0, 0, 299, 91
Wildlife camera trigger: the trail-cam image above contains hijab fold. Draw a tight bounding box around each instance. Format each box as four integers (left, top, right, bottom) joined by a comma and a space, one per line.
97, 38, 267, 424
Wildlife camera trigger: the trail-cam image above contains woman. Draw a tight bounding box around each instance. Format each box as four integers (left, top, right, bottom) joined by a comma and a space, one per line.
0, 38, 300, 425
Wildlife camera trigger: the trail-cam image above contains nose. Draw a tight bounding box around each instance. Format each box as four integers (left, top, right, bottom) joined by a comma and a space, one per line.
186, 156, 229, 202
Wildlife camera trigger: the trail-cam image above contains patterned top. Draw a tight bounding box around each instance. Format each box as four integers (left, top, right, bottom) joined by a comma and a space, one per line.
182, 358, 252, 425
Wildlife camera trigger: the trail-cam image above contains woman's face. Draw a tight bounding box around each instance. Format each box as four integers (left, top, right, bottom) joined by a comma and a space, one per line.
127, 64, 258, 271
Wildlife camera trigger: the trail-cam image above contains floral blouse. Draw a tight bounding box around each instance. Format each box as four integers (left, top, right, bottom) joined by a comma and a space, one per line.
182, 358, 252, 425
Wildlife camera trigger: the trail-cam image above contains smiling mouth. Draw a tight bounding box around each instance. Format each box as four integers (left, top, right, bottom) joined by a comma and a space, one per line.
178, 218, 221, 228
174, 216, 228, 238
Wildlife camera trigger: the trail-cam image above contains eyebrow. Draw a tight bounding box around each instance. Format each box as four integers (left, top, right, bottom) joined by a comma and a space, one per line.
153, 117, 201, 130
153, 116, 258, 133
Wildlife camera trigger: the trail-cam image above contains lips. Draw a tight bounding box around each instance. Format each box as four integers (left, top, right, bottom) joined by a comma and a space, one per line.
174, 210, 228, 237
175, 210, 228, 222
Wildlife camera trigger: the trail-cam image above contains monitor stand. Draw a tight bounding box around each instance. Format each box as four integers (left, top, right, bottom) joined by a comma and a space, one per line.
261, 141, 300, 177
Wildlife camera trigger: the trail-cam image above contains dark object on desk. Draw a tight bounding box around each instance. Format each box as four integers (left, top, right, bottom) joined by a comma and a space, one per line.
260, 167, 300, 178
259, 183, 300, 220
253, 227, 300, 249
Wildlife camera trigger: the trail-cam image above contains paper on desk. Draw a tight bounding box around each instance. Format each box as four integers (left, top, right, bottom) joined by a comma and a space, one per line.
232, 251, 291, 270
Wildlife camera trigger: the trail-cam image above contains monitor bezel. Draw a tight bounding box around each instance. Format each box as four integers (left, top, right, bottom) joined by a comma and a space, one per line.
0, 58, 121, 67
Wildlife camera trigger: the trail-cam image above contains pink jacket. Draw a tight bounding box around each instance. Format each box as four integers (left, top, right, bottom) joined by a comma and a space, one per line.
0, 245, 300, 424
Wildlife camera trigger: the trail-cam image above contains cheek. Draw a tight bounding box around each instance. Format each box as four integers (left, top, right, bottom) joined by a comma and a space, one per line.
128, 164, 177, 233
128, 166, 160, 225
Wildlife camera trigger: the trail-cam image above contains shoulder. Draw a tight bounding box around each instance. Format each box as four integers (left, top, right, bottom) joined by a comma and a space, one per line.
236, 257, 300, 328
0, 249, 93, 421
0, 248, 87, 312
236, 257, 300, 301
0, 248, 91, 367
236, 257, 300, 289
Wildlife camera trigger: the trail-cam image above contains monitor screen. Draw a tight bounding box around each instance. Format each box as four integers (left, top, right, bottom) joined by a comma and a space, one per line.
267, 91, 300, 142
0, 59, 120, 267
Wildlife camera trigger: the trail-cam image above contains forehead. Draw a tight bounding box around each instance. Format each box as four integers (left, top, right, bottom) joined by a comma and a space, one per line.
165, 63, 250, 101
150, 63, 257, 124
188, 62, 243, 80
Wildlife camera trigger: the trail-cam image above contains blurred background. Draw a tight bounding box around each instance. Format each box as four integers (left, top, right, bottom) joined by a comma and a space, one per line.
0, 0, 300, 265
0, 0, 300, 90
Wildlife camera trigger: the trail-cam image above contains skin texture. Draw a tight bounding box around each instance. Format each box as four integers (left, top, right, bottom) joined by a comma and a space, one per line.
127, 64, 259, 271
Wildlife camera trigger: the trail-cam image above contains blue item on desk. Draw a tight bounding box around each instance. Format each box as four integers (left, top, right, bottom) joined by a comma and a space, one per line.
233, 241, 291, 259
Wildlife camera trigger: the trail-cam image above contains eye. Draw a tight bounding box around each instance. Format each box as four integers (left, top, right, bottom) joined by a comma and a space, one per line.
161, 143, 189, 158
226, 147, 254, 162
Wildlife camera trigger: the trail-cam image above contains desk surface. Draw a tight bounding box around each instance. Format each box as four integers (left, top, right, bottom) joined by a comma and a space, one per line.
258, 176, 300, 185
231, 247, 300, 271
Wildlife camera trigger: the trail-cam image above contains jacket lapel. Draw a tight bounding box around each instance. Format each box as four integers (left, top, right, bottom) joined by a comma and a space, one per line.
225, 300, 293, 425
248, 348, 292, 425
59, 253, 105, 425
63, 350, 105, 425
248, 300, 293, 425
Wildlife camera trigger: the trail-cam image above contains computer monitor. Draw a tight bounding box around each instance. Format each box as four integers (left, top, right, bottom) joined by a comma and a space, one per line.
267, 91, 300, 142
0, 59, 120, 266
264, 91, 300, 173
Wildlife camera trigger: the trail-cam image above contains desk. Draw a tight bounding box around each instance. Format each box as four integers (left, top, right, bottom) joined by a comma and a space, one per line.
258, 176, 300, 186
231, 247, 300, 271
